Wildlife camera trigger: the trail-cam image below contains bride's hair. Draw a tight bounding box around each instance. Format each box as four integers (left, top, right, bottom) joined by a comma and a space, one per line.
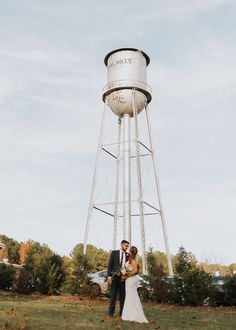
129, 246, 138, 261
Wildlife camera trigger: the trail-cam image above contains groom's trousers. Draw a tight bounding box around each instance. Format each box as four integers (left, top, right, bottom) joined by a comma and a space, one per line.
108, 275, 125, 316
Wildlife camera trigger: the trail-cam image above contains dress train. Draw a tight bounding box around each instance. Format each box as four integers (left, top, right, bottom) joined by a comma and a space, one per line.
122, 275, 148, 323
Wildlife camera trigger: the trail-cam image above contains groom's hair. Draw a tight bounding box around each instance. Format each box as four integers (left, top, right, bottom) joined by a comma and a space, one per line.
121, 240, 129, 245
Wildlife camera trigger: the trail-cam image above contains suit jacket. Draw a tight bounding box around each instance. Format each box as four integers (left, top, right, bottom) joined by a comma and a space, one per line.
107, 250, 129, 277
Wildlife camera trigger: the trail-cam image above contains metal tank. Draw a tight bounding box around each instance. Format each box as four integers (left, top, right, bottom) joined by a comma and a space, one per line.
102, 48, 152, 116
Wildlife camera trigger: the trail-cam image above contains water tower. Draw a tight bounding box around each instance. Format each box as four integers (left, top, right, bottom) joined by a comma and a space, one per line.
83, 48, 173, 275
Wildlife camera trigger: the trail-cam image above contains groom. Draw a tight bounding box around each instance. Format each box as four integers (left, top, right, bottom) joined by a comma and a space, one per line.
107, 240, 129, 318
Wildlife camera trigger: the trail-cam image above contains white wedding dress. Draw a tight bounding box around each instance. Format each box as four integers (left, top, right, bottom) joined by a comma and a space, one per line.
121, 262, 148, 323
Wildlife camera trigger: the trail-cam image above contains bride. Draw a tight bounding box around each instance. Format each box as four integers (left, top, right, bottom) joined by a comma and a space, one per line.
121, 246, 148, 323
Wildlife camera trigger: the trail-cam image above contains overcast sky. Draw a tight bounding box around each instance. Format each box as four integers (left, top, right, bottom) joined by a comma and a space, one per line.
0, 0, 235, 265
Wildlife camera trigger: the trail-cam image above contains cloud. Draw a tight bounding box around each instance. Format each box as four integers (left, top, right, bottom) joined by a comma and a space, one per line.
134, 0, 234, 22
0, 0, 235, 263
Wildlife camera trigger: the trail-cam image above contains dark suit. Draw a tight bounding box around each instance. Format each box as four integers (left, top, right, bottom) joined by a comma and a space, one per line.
107, 250, 129, 316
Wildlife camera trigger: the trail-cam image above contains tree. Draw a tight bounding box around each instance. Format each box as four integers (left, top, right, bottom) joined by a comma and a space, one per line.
145, 252, 175, 303
19, 241, 66, 295
0, 235, 20, 264
229, 264, 236, 276
199, 262, 231, 276
68, 246, 94, 295
173, 246, 212, 306
35, 253, 66, 295
60, 256, 77, 294
0, 263, 15, 290
13, 268, 33, 294
70, 244, 109, 272
224, 274, 236, 306
19, 242, 31, 264
174, 245, 196, 275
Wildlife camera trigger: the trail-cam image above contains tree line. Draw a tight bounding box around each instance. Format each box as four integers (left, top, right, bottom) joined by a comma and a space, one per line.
0, 234, 236, 306
0, 234, 109, 295
144, 247, 236, 306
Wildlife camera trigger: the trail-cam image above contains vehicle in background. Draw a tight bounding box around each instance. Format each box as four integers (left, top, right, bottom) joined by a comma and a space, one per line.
89, 270, 149, 297
211, 275, 227, 306
136, 274, 151, 300
212, 275, 225, 289
88, 270, 108, 295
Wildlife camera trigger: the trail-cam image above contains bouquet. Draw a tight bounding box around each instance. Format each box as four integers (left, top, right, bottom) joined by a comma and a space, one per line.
121, 262, 132, 275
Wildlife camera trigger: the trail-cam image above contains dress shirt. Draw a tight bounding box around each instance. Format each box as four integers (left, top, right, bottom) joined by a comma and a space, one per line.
120, 249, 125, 269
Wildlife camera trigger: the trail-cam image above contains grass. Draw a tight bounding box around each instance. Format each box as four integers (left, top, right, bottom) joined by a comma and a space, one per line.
0, 292, 236, 329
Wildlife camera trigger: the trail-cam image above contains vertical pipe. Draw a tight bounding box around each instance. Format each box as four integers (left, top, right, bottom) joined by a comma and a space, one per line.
83, 100, 109, 255
128, 115, 131, 245
122, 116, 126, 240
133, 91, 147, 274
144, 105, 173, 276
112, 116, 122, 250
122, 114, 131, 242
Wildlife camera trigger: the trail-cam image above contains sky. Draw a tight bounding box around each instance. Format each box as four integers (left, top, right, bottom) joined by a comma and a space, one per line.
0, 0, 235, 266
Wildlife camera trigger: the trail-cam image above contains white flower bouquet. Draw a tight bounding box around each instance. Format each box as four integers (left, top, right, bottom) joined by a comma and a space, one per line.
121, 262, 132, 275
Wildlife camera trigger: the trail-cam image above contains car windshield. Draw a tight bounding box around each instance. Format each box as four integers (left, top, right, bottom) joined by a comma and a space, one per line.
98, 271, 107, 278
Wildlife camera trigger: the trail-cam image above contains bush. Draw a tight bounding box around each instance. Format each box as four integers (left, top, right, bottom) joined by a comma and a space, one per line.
14, 268, 33, 294
19, 242, 66, 295
173, 268, 212, 306
71, 254, 93, 296
145, 252, 175, 303
173, 247, 212, 306
224, 274, 236, 306
61, 253, 94, 296
0, 263, 15, 290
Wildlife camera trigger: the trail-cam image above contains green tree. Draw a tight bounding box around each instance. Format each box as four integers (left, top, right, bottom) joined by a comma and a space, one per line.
0, 234, 20, 264
175, 245, 196, 275
21, 241, 66, 294
60, 256, 77, 294
14, 268, 33, 294
69, 246, 94, 295
173, 246, 212, 306
224, 274, 236, 306
70, 244, 109, 272
35, 253, 66, 295
0, 263, 15, 290
146, 252, 174, 303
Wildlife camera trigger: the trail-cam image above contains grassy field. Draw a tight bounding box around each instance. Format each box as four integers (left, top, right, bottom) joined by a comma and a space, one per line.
0, 293, 236, 330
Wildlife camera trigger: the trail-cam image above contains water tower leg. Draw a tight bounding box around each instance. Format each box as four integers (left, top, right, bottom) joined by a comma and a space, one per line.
83, 100, 109, 255
133, 92, 147, 274
112, 116, 122, 250
144, 106, 174, 276
122, 113, 131, 244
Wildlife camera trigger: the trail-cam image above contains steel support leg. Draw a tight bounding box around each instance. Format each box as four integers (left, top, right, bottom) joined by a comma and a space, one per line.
83, 100, 109, 254
112, 116, 122, 250
133, 91, 147, 274
122, 114, 131, 244
144, 105, 173, 276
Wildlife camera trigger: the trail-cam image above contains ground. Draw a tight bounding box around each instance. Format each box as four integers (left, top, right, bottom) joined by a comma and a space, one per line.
0, 291, 236, 329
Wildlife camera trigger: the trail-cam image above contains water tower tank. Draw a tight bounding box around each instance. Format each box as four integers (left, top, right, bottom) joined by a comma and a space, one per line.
102, 48, 152, 117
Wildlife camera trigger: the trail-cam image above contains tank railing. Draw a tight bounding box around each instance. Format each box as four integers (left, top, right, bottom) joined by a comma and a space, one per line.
102, 79, 152, 95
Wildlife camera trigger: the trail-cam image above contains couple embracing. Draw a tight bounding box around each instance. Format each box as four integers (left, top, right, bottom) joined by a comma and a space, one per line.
107, 240, 148, 323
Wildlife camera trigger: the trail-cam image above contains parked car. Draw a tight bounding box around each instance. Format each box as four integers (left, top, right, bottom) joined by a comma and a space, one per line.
88, 270, 149, 297
136, 274, 151, 300
88, 270, 108, 295
211, 275, 227, 306
212, 275, 225, 289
